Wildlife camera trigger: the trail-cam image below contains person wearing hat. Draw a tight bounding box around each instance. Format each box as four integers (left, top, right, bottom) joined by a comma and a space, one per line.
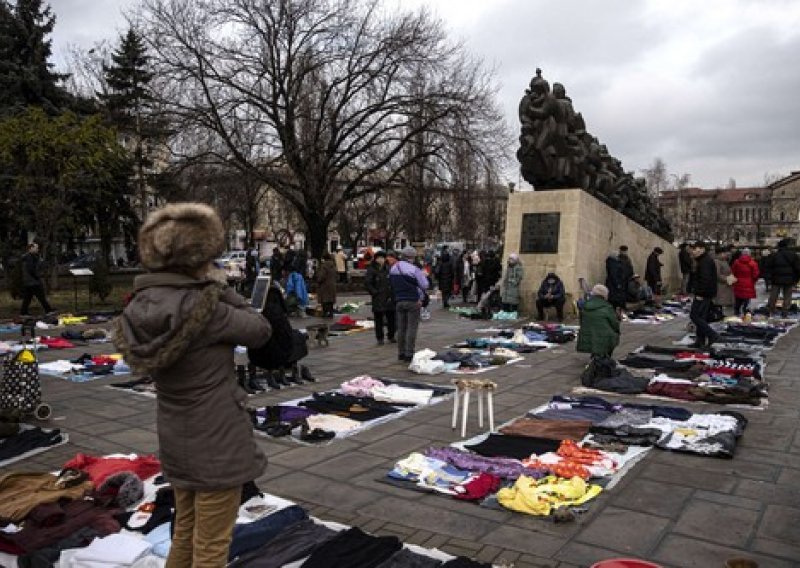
365, 250, 396, 345
689, 241, 721, 347
113, 203, 271, 567
645, 246, 664, 306
714, 247, 735, 311
500, 253, 524, 312
766, 238, 800, 317
626, 273, 650, 304
731, 247, 759, 316
335, 246, 348, 283
577, 284, 620, 358
536, 272, 565, 321
389, 246, 429, 361
315, 251, 338, 318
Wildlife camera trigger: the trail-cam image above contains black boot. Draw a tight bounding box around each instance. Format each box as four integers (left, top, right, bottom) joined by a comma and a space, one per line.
288, 364, 304, 384
274, 369, 292, 387
237, 365, 256, 394
300, 365, 316, 382
247, 365, 265, 392
265, 370, 282, 390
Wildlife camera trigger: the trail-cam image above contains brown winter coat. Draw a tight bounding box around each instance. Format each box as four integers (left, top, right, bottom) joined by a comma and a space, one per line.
113, 273, 271, 491
315, 259, 338, 303
0, 471, 93, 522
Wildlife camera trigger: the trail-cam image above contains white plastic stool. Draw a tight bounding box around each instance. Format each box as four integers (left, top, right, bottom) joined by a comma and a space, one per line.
451, 378, 496, 438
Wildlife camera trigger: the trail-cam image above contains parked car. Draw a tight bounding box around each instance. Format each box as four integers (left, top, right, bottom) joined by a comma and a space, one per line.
216, 250, 248, 267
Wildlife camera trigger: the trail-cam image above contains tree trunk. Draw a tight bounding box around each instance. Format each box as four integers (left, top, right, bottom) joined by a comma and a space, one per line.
304, 211, 329, 259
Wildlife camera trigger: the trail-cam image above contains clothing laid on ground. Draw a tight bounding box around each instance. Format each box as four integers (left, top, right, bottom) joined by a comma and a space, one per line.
499, 418, 591, 441
0, 471, 92, 523
299, 526, 402, 568
0, 428, 64, 463
62, 454, 161, 485
424, 447, 546, 480
299, 392, 404, 422
464, 434, 561, 460
228, 518, 338, 568
496, 475, 602, 516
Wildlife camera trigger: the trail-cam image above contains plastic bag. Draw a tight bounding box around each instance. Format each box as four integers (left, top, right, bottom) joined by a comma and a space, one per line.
408, 349, 446, 375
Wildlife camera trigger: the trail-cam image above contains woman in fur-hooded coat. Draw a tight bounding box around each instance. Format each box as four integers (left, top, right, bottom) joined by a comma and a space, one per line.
113, 203, 271, 566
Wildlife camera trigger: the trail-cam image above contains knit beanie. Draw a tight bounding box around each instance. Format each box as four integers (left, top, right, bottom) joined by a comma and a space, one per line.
138, 203, 225, 272
591, 284, 609, 299
401, 246, 417, 259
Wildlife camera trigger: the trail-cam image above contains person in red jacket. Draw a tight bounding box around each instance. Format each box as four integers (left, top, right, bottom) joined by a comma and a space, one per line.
731, 247, 760, 316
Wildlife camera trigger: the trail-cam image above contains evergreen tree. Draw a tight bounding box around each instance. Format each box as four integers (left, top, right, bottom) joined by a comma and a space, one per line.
99, 27, 154, 130
0, 0, 68, 114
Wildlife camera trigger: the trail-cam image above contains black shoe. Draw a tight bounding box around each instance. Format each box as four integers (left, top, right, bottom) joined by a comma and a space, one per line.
247, 378, 266, 392
707, 334, 722, 346
300, 365, 316, 382
388, 337, 397, 343
288, 366, 303, 385
237, 366, 256, 394
265, 372, 282, 390
275, 370, 293, 387
376, 340, 384, 346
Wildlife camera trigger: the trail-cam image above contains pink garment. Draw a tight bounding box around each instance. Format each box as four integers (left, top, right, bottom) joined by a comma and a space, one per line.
63, 454, 161, 485
340, 376, 385, 397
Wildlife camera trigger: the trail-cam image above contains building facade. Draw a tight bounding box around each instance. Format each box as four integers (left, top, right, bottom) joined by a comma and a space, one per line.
656, 171, 800, 246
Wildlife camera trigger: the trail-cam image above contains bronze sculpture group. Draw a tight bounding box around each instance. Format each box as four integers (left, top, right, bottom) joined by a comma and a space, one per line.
517, 69, 673, 241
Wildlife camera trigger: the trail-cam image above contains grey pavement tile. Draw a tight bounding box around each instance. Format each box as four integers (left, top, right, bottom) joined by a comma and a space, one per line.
652, 534, 794, 568
101, 429, 160, 453
750, 537, 800, 563
692, 490, 764, 512
756, 504, 800, 543
359, 495, 498, 539
672, 500, 760, 546
639, 462, 738, 492
513, 554, 561, 567
268, 438, 361, 469
265, 471, 384, 513
556, 541, 660, 568
403, 421, 471, 443
360, 433, 432, 458
480, 525, 567, 557
575, 507, 670, 557
735, 478, 800, 508
607, 478, 692, 518
649, 450, 781, 482
776, 466, 800, 485
306, 451, 390, 479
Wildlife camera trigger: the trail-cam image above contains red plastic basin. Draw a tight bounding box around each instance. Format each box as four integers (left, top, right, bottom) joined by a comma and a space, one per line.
590, 559, 663, 568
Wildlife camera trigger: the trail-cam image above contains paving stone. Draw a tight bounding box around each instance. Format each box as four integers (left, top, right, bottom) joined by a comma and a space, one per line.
347, 418, 417, 444
692, 490, 763, 511
776, 466, 800, 485
360, 433, 431, 458
673, 499, 760, 546
101, 429, 160, 453
515, 553, 560, 567
405, 529, 434, 546
639, 461, 738, 492
359, 496, 497, 539
750, 536, 800, 563
474, 544, 503, 563
735, 478, 800, 508
440, 544, 480, 558
756, 503, 800, 543
265, 471, 384, 513
268, 438, 361, 468
480, 525, 567, 557
649, 450, 781, 481
652, 534, 795, 568
608, 478, 692, 518
306, 450, 390, 480
422, 533, 450, 550
575, 507, 670, 556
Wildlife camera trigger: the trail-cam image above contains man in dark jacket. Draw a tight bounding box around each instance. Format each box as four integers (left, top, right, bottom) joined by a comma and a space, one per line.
605, 253, 626, 314
20, 243, 54, 316
645, 247, 664, 306
535, 272, 566, 321
480, 250, 502, 297
678, 243, 692, 294
766, 238, 800, 317
365, 251, 396, 345
689, 241, 720, 347
435, 250, 455, 309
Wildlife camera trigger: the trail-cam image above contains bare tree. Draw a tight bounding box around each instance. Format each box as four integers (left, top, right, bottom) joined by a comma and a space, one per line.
138, 0, 505, 257
641, 157, 669, 199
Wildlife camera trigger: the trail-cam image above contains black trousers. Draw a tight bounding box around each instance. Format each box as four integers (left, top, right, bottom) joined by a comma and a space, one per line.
734, 297, 751, 316
690, 297, 717, 345
21, 285, 52, 315
373, 310, 396, 342
536, 297, 565, 321
502, 303, 518, 312
337, 272, 347, 283
322, 302, 334, 318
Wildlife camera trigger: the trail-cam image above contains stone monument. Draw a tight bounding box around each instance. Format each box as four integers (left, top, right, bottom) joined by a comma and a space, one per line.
517, 69, 673, 241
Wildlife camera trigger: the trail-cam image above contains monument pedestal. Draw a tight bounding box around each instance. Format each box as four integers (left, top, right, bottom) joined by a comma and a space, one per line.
504, 189, 680, 316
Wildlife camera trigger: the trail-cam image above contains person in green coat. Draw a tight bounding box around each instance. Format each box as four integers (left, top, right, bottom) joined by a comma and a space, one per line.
500, 254, 524, 312
577, 284, 620, 358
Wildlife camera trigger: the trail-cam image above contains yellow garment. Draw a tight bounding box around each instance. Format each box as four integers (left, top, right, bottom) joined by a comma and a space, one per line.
16, 349, 36, 364
496, 475, 602, 516
59, 316, 88, 326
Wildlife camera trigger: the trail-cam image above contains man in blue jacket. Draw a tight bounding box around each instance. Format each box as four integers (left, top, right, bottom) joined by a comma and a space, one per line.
388, 247, 429, 362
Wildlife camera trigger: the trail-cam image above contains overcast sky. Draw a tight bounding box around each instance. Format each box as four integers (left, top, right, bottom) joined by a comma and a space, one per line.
50, 0, 800, 189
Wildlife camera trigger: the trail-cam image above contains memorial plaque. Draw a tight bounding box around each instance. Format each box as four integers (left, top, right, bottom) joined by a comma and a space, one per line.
520, 213, 560, 253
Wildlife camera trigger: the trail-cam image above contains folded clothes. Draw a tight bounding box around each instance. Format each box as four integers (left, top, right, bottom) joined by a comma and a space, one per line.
424, 447, 546, 480
464, 434, 561, 460
499, 418, 591, 441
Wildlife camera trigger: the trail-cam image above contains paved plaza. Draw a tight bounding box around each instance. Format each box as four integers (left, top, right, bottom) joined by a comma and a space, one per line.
11, 298, 800, 568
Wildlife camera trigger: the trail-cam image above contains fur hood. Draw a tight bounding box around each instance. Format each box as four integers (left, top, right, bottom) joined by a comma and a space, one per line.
138, 203, 225, 272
